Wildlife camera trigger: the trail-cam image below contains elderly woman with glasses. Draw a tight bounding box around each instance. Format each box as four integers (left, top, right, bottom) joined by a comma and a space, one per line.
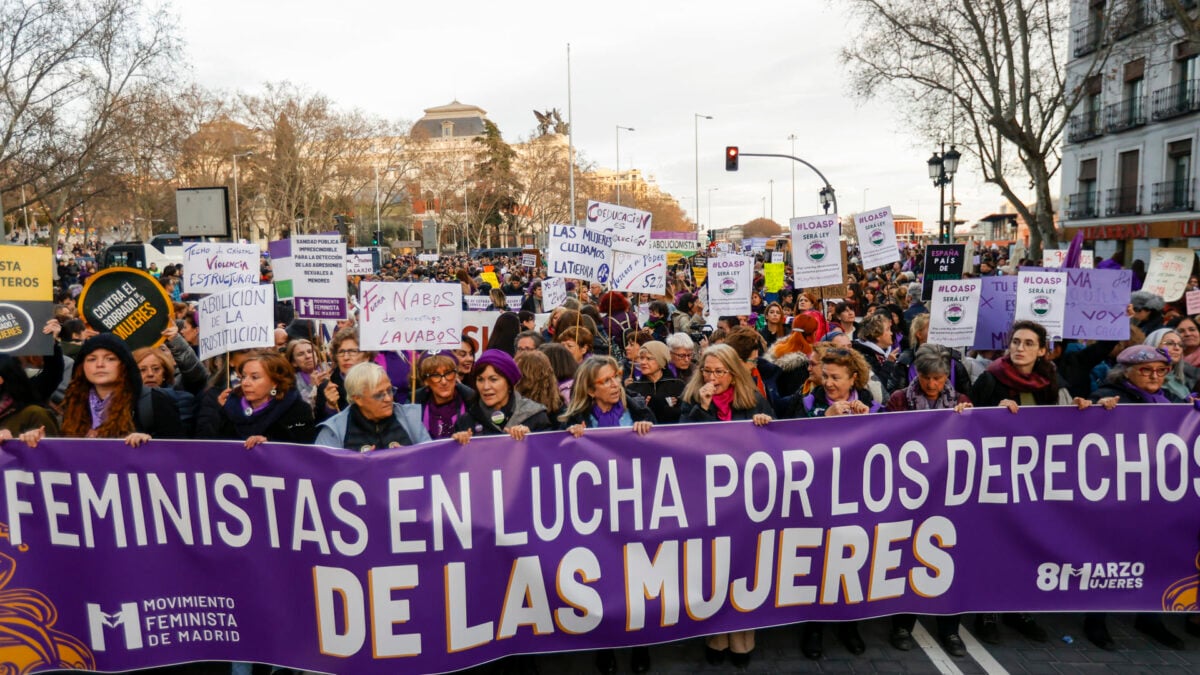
316, 362, 430, 451
664, 332, 697, 381
1144, 328, 1199, 398
315, 327, 373, 420
413, 353, 476, 440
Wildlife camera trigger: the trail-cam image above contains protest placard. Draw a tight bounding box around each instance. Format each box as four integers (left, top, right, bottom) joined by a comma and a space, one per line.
267, 239, 295, 300
521, 253, 536, 268
1042, 248, 1095, 269
610, 251, 666, 294
764, 262, 785, 293
1142, 247, 1193, 301
359, 282, 463, 351
479, 269, 500, 289
0, 245, 55, 355
542, 277, 567, 310
790, 214, 842, 289
771, 252, 785, 264
928, 279, 981, 349
345, 248, 377, 276
196, 285, 275, 360
854, 206, 900, 269
973, 276, 1018, 350
650, 238, 700, 251
77, 268, 173, 350
418, 254, 439, 263
546, 224, 612, 284
291, 235, 347, 319
1188, 289, 1200, 315
707, 255, 752, 316
1015, 270, 1068, 340
1057, 268, 1132, 341
921, 244, 966, 301
182, 242, 259, 294
464, 296, 492, 311
461, 310, 552, 352
586, 200, 652, 254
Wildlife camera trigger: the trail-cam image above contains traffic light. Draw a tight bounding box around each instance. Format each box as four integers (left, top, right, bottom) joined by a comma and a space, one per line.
725, 146, 739, 171
708, 229, 716, 244
372, 230, 381, 246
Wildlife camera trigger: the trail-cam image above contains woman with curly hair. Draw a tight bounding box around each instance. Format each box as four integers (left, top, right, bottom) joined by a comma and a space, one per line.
197, 350, 316, 448
18, 334, 182, 447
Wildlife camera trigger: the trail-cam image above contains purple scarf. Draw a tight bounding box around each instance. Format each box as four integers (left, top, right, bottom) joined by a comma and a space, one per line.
592, 401, 626, 428
1123, 381, 1171, 404
88, 389, 111, 429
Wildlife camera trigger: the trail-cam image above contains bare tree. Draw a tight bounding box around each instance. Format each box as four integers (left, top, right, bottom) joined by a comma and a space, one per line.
0, 0, 180, 242
840, 0, 1112, 258
1160, 0, 1200, 48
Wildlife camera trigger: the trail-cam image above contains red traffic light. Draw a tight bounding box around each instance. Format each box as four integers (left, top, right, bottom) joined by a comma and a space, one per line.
725, 146, 739, 171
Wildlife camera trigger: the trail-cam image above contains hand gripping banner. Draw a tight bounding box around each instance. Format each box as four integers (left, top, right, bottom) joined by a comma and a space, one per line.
1, 404, 1199, 673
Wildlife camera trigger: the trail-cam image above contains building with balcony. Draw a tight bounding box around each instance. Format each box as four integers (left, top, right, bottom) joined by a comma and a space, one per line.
1059, 0, 1200, 264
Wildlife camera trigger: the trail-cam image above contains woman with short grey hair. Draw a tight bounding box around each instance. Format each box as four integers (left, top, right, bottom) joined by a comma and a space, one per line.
315, 362, 430, 451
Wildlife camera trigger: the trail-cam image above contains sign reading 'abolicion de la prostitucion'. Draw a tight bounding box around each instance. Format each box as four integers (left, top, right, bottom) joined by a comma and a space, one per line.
1, 406, 1198, 674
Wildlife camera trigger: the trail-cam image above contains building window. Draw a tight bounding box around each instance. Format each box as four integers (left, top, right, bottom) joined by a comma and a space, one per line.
1154, 140, 1194, 213
1071, 158, 1099, 219
1108, 150, 1141, 215
1152, 44, 1200, 119
441, 121, 454, 138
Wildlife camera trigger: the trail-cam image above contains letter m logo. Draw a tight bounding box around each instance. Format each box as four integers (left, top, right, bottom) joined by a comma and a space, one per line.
87, 602, 142, 651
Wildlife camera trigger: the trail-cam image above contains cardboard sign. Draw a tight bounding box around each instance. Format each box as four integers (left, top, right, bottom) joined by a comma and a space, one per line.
542, 277, 567, 310
791, 215, 842, 289
764, 263, 785, 293
1143, 248, 1193, 301
521, 253, 537, 268
464, 296, 493, 311
928, 279, 981, 349
196, 285, 275, 360
0, 245, 55, 355
921, 244, 967, 301
77, 267, 173, 350
546, 224, 612, 284
707, 255, 753, 316
973, 277, 1018, 350
1015, 270, 1068, 341
1042, 249, 1095, 269
359, 282, 463, 351
1056, 267, 1132, 341
611, 251, 667, 295
345, 248, 378, 276
480, 270, 500, 289
854, 206, 901, 269
182, 242, 260, 294
1187, 289, 1200, 315
291, 235, 348, 320
586, 200, 652, 254
771, 252, 785, 264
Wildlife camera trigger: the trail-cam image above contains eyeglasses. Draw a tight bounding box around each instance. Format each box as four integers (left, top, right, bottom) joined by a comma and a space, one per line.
1159, 340, 1183, 348
367, 389, 394, 401
701, 368, 730, 377
336, 349, 361, 356
1132, 366, 1170, 378
425, 371, 457, 382
745, 357, 759, 365
671, 351, 693, 359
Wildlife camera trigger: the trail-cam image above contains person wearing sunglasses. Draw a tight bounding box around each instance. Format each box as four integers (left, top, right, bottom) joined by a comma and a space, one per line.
1081, 344, 1187, 651
412, 353, 476, 440
316, 362, 430, 451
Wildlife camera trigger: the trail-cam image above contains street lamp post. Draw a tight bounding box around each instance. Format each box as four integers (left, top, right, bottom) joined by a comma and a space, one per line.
694, 113, 712, 229
927, 144, 961, 243
706, 187, 718, 235
819, 187, 834, 214
615, 125, 635, 205
231, 151, 253, 241
787, 134, 798, 219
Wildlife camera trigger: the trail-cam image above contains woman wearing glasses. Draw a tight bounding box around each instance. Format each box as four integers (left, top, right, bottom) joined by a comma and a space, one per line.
316, 362, 430, 450
679, 344, 770, 668
315, 328, 372, 420
413, 353, 476, 440
1144, 328, 1198, 398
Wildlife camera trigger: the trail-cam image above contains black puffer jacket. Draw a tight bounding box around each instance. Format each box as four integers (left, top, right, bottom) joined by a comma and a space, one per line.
200, 388, 316, 443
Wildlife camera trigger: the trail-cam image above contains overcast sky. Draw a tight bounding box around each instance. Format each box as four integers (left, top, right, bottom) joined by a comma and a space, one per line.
176, 0, 1025, 233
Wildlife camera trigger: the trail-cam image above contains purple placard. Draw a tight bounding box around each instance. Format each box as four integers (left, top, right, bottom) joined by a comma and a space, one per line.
266, 239, 291, 259
293, 296, 346, 319
972, 276, 1017, 349
2, 406, 1199, 673
1023, 267, 1133, 341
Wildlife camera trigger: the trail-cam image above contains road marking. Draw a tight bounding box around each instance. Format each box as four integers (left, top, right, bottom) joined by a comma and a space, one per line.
958, 624, 1011, 675
912, 621, 964, 675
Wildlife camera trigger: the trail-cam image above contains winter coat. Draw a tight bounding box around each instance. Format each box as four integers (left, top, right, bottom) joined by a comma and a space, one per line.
626, 376, 686, 424
200, 388, 316, 444
315, 402, 431, 450
454, 392, 553, 435
680, 391, 774, 424
796, 387, 882, 418
560, 394, 656, 428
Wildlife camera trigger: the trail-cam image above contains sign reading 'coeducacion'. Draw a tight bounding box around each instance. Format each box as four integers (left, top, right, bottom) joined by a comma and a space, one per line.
1, 406, 1198, 673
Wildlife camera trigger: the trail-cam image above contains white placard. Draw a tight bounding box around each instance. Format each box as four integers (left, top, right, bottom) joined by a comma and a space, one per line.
521, 253, 537, 268
464, 295, 492, 311
461, 311, 552, 352
611, 251, 667, 295
1041, 249, 1095, 269
586, 200, 652, 254
418, 253, 439, 262
292, 235, 348, 320
1143, 247, 1194, 302
650, 238, 700, 251
1186, 289, 1200, 315
1015, 270, 1068, 341
345, 250, 375, 276
196, 285, 274, 361
771, 251, 785, 264
542, 277, 567, 310
182, 242, 259, 294
854, 206, 901, 269
791, 214, 843, 288
707, 255, 753, 316
928, 279, 982, 349
359, 282, 463, 351
546, 224, 612, 284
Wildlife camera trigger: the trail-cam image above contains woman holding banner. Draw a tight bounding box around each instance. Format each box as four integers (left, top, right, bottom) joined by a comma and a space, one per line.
626, 341, 685, 424
315, 362, 430, 450
413, 353, 476, 440
17, 334, 183, 447
452, 350, 553, 443
679, 343, 771, 668
200, 351, 316, 448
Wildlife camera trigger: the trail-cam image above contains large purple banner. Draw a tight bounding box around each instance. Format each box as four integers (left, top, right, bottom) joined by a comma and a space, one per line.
2, 405, 1200, 673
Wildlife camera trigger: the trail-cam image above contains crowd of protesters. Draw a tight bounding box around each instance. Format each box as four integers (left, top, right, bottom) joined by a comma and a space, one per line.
3, 240, 1200, 674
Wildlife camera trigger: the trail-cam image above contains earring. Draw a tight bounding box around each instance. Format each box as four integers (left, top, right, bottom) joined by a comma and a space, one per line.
270, 387, 277, 397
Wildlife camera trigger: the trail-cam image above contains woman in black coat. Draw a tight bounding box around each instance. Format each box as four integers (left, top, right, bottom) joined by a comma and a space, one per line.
198, 351, 316, 447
